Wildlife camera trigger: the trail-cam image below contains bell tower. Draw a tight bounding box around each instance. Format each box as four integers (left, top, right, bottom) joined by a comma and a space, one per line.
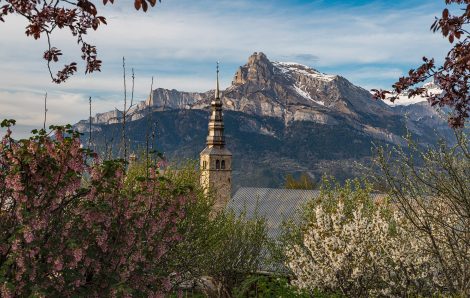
200, 62, 232, 212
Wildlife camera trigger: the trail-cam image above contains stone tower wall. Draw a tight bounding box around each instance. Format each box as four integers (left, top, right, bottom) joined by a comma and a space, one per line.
200, 153, 232, 212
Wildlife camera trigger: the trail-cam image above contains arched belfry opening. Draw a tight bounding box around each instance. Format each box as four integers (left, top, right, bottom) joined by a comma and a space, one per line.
199, 62, 232, 212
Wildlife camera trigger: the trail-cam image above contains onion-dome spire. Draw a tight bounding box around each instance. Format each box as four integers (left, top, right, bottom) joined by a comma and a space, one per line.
206, 62, 225, 148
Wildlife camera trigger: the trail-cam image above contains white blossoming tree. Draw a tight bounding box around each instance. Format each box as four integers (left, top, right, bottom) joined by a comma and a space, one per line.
373, 131, 470, 295
285, 180, 442, 297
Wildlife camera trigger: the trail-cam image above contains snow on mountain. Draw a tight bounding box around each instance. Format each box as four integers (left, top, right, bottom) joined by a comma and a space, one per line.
293, 84, 325, 106
272, 61, 336, 83
383, 80, 442, 107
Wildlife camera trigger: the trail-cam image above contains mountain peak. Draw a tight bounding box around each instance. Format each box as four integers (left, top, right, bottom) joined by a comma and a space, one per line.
247, 52, 269, 64
233, 52, 274, 85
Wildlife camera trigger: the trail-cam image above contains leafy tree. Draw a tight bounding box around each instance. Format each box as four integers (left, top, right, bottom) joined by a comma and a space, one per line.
284, 172, 316, 190
126, 160, 269, 297
373, 131, 470, 296
373, 0, 470, 128
0, 0, 161, 83
0, 120, 192, 297
283, 179, 441, 297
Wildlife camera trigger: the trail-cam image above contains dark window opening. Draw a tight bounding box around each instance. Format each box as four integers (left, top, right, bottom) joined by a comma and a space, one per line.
221, 160, 226, 169
216, 159, 220, 170
203, 161, 207, 170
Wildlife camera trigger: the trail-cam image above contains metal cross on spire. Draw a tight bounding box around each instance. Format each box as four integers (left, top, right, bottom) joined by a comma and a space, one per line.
216, 61, 220, 99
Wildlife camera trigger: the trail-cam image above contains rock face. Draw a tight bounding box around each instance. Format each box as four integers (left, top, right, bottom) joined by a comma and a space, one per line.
135, 52, 394, 123
223, 52, 394, 126
144, 88, 210, 110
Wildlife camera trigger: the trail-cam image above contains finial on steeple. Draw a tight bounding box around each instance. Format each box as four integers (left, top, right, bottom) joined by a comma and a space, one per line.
216, 61, 220, 99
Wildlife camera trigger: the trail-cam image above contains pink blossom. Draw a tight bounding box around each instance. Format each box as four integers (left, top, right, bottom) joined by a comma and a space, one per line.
53, 258, 63, 272
1, 285, 13, 298
5, 173, 24, 192
1, 124, 190, 296
55, 130, 64, 141
73, 248, 83, 262
23, 229, 34, 244
162, 277, 172, 292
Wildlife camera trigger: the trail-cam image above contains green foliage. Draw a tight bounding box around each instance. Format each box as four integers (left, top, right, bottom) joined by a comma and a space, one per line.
125, 158, 269, 293
233, 275, 310, 298
308, 177, 382, 219
206, 210, 267, 291
169, 291, 206, 298
284, 172, 316, 190
0, 119, 15, 128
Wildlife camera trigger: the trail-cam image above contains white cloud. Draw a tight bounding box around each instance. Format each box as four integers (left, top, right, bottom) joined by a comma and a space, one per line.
337, 67, 405, 90
0, 0, 450, 135
0, 90, 119, 126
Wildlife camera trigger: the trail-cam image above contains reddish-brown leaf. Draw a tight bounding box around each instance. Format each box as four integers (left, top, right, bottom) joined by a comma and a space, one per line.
135, 0, 142, 10
443, 8, 449, 19
142, 0, 148, 12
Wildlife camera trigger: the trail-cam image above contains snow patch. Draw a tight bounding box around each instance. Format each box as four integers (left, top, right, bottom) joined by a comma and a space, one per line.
272, 61, 336, 83
277, 61, 310, 68
381, 81, 443, 107
384, 94, 428, 106
293, 84, 325, 106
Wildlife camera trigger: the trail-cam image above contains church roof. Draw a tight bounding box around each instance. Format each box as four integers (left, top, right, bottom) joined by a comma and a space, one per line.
228, 187, 387, 239
227, 187, 387, 273
227, 187, 320, 273
227, 187, 321, 239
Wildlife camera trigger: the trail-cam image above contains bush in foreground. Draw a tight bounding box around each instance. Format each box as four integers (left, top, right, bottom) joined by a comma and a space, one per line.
0, 121, 194, 297
284, 179, 440, 297
373, 131, 470, 296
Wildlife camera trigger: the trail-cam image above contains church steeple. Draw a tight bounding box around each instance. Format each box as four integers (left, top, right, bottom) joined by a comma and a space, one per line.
200, 62, 232, 212
206, 62, 226, 148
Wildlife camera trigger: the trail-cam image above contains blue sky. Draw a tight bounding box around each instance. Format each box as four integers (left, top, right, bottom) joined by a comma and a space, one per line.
0, 0, 449, 137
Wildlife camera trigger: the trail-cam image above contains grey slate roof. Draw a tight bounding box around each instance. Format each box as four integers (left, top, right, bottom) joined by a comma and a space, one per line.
227, 187, 387, 273
227, 187, 321, 239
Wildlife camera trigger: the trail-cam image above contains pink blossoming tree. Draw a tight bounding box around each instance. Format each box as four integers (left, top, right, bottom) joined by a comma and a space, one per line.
0, 119, 193, 297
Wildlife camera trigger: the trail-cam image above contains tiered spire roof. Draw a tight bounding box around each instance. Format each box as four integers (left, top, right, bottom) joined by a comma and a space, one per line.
206, 62, 226, 148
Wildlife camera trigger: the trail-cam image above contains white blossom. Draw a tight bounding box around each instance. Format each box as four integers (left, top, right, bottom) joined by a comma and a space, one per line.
286, 192, 443, 297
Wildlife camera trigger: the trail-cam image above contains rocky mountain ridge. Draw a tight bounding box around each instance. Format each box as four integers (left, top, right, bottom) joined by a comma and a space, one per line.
74, 52, 452, 189
77, 52, 447, 146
